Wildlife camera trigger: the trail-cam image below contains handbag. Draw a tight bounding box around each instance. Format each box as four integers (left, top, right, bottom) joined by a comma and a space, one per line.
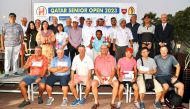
140, 58, 155, 91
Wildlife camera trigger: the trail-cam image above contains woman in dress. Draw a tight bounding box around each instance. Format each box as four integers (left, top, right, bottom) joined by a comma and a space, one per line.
36, 20, 55, 63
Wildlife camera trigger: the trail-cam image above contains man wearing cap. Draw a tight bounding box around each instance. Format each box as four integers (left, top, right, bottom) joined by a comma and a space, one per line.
113, 18, 133, 62
1, 13, 24, 78
126, 14, 140, 57
91, 45, 118, 109
68, 17, 82, 62
117, 48, 140, 109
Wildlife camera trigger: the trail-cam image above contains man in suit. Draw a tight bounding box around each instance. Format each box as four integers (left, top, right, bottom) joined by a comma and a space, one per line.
155, 14, 174, 54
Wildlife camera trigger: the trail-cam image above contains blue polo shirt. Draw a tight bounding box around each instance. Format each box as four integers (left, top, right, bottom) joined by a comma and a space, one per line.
50, 56, 71, 76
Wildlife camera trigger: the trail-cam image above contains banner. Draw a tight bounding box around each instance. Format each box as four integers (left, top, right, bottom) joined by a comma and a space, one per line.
33, 3, 137, 26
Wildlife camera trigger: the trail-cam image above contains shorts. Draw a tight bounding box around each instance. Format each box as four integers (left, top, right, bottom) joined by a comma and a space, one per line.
93, 76, 117, 87
22, 75, 46, 85
137, 75, 163, 94
119, 81, 136, 87
46, 74, 70, 87
155, 75, 179, 87
74, 74, 89, 85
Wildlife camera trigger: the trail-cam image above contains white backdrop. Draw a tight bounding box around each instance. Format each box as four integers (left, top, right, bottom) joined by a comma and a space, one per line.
33, 3, 137, 26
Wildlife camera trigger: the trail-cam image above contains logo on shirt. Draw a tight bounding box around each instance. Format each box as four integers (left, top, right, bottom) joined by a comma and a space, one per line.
36, 6, 47, 16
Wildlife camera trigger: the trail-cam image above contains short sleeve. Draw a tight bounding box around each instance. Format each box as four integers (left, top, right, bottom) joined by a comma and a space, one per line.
151, 59, 157, 70
88, 57, 94, 70
71, 56, 77, 71
2, 24, 6, 36
137, 25, 142, 34
136, 59, 141, 70
67, 57, 71, 68
127, 28, 133, 40
50, 58, 56, 68
172, 55, 179, 66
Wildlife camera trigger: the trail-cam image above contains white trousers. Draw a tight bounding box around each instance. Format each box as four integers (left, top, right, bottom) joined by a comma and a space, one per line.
4, 44, 21, 74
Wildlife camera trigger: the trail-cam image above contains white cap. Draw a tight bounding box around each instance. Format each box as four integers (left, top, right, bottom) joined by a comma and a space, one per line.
72, 17, 79, 22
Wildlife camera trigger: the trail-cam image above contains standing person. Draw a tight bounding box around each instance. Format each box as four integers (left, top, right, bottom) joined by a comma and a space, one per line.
35, 19, 41, 31
107, 17, 118, 56
55, 23, 69, 56
69, 45, 94, 106
78, 16, 85, 28
25, 21, 38, 54
126, 14, 140, 57
36, 20, 55, 63
155, 14, 174, 54
113, 18, 133, 62
154, 46, 184, 107
1, 13, 24, 78
137, 14, 155, 50
45, 49, 71, 106
18, 46, 48, 108
64, 18, 72, 34
117, 48, 140, 109
91, 45, 118, 109
68, 18, 82, 62
49, 16, 58, 34
95, 18, 108, 38
20, 17, 28, 36
136, 47, 163, 109
82, 18, 96, 59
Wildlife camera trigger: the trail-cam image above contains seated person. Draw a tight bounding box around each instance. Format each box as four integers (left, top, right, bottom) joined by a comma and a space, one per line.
69, 45, 94, 106
91, 45, 118, 109
45, 49, 71, 106
18, 46, 48, 108
137, 47, 163, 109
136, 42, 155, 59
89, 30, 110, 60
154, 46, 184, 107
117, 48, 140, 109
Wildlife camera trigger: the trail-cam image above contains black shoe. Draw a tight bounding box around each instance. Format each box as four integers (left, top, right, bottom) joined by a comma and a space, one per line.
161, 102, 166, 107
38, 96, 43, 104
13, 72, 20, 76
18, 100, 30, 108
4, 74, 9, 79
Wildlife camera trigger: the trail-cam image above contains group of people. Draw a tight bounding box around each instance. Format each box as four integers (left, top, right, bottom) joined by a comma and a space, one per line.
0, 12, 184, 109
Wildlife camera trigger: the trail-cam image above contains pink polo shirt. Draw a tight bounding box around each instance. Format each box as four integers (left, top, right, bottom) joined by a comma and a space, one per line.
95, 54, 116, 77
118, 57, 136, 72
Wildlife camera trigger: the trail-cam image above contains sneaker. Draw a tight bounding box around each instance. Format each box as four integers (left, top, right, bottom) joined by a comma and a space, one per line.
161, 102, 166, 107
18, 100, 30, 108
140, 101, 145, 109
4, 74, 9, 79
13, 72, 20, 76
134, 101, 140, 109
61, 98, 68, 106
153, 101, 161, 109
70, 99, 80, 106
79, 97, 86, 105
38, 96, 43, 104
46, 97, 54, 105
116, 102, 121, 109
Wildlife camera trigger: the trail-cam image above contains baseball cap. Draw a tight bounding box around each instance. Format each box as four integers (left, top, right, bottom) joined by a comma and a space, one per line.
126, 48, 133, 53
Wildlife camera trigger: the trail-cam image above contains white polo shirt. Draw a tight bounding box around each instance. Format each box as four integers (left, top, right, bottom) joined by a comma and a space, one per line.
71, 55, 94, 76
82, 26, 96, 47
107, 26, 119, 43
113, 27, 133, 46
